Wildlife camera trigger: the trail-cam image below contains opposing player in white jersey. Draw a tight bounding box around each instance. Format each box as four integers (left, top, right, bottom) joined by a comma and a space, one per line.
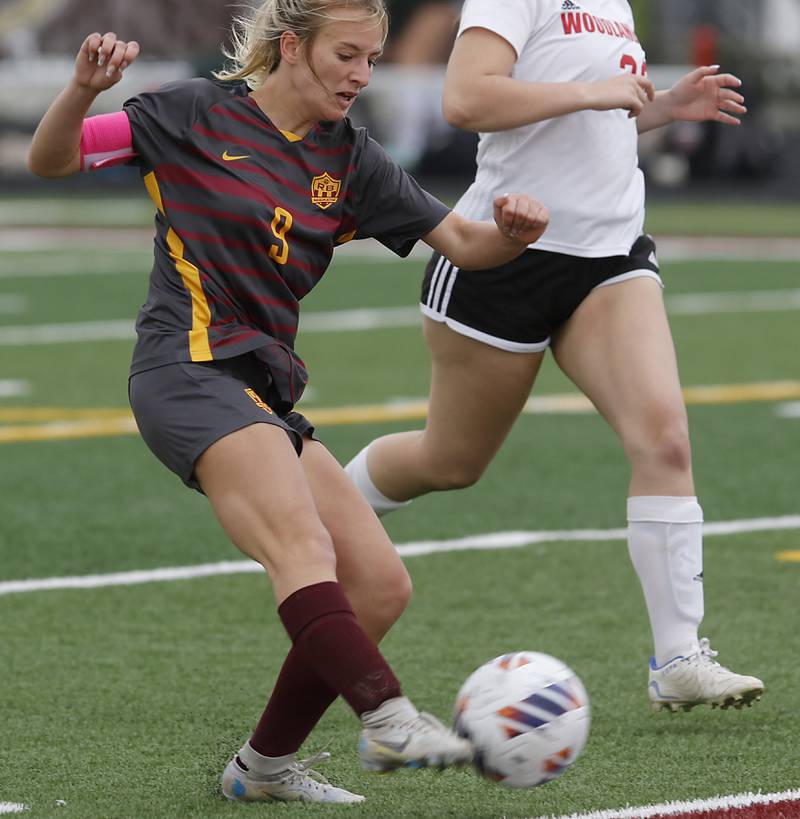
347, 0, 765, 712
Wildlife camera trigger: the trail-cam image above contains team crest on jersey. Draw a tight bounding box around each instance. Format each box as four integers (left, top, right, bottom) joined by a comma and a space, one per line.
311, 172, 341, 210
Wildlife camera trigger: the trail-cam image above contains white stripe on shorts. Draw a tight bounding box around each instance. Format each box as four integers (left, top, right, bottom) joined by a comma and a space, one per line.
592, 268, 663, 291
420, 303, 551, 353
428, 257, 460, 314
440, 262, 459, 313
428, 256, 451, 311
426, 255, 447, 310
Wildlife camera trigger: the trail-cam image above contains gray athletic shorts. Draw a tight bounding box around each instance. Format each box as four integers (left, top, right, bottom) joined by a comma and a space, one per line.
129, 354, 315, 491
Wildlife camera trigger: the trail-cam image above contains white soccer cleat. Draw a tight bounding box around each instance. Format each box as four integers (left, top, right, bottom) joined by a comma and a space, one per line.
221, 751, 365, 804
648, 638, 764, 712
359, 696, 473, 772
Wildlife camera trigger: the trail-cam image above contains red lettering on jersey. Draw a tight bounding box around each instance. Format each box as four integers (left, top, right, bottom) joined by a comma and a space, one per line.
561, 12, 639, 43
561, 12, 582, 34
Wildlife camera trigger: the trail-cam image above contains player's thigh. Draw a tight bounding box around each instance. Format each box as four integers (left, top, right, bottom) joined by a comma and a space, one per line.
423, 317, 544, 469
300, 439, 411, 631
552, 276, 687, 440
196, 423, 337, 593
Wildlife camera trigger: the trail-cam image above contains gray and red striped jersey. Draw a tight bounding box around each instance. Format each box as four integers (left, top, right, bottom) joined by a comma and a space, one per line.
123, 78, 449, 409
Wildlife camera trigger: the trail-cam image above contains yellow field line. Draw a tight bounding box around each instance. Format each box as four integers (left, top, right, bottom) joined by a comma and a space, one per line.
776, 551, 800, 563
0, 407, 131, 422
1, 379, 799, 445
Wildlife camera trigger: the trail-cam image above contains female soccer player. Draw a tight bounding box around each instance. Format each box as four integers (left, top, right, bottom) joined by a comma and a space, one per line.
346, 0, 764, 712
27, 0, 548, 805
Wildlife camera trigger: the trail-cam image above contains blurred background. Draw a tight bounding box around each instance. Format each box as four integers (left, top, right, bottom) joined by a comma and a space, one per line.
0, 0, 799, 200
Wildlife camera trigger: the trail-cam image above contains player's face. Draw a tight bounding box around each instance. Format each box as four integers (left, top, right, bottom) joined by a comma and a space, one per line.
303, 9, 384, 121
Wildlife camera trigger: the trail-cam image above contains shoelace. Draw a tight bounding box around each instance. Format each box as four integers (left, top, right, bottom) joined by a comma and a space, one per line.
688, 638, 734, 675
414, 712, 449, 735
283, 750, 333, 787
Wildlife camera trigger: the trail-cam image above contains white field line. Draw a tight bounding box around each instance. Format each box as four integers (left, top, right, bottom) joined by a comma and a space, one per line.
0, 319, 134, 345
1, 515, 798, 598
776, 401, 800, 418
1, 230, 799, 262
0, 295, 26, 314
0, 804, 26, 815
0, 253, 151, 279
2, 287, 800, 346
539, 788, 800, 819
0, 380, 29, 398
667, 288, 800, 315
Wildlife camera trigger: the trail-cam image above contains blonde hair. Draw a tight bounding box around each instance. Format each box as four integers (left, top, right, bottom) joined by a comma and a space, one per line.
215, 0, 388, 89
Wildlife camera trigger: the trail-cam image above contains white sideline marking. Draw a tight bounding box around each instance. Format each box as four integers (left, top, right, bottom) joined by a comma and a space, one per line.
0, 804, 27, 815
776, 401, 800, 419
0, 254, 150, 279
0, 380, 28, 398
0, 319, 134, 346
2, 287, 800, 347
540, 787, 800, 819
0, 295, 26, 314
300, 305, 420, 332
1, 515, 798, 598
667, 288, 800, 315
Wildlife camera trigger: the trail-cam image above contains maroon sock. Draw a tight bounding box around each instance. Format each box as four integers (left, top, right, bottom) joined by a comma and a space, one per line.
278, 581, 402, 716
249, 645, 338, 757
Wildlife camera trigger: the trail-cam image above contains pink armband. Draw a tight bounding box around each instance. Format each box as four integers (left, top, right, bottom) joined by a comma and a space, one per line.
79, 111, 137, 172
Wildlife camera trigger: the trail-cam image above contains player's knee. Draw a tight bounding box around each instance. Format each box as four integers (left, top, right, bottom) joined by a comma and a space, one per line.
262, 529, 337, 577
425, 453, 487, 490
627, 415, 692, 474
375, 567, 414, 631
652, 418, 692, 472
439, 465, 484, 490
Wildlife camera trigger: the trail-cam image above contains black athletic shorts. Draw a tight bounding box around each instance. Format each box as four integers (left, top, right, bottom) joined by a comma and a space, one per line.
129, 353, 315, 491
420, 234, 662, 352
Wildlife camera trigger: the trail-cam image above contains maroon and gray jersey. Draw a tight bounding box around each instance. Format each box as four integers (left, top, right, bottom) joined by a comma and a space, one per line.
123, 78, 449, 408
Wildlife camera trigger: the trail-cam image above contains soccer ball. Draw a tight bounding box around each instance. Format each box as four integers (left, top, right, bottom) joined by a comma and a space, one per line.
453, 651, 590, 789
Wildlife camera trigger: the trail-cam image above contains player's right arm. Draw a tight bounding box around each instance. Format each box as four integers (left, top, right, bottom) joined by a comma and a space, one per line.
28, 32, 139, 177
442, 27, 654, 133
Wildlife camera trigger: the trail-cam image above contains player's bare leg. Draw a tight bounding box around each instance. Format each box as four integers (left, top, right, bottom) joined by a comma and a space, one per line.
300, 438, 412, 640
347, 317, 544, 511
552, 276, 763, 710
299, 437, 472, 772
198, 425, 469, 802
196, 423, 338, 602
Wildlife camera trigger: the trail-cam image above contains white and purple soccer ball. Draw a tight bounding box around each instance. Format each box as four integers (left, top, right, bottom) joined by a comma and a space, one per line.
453, 651, 591, 789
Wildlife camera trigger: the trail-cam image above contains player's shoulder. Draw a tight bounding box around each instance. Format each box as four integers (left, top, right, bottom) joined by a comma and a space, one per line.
153, 76, 249, 104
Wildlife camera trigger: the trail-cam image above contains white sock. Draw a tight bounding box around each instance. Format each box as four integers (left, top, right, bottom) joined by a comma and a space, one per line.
238, 741, 295, 777
361, 695, 418, 729
627, 496, 704, 666
344, 443, 411, 517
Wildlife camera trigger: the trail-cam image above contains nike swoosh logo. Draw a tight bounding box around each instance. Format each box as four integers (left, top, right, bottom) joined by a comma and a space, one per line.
373, 737, 410, 754
222, 150, 251, 161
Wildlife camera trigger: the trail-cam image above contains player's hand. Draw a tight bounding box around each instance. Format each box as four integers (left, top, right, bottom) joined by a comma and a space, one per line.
588, 74, 655, 118
493, 194, 549, 245
667, 65, 746, 126
74, 32, 140, 92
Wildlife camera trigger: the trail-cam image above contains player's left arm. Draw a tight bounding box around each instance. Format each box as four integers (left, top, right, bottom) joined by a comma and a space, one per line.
637, 65, 746, 134
423, 194, 549, 270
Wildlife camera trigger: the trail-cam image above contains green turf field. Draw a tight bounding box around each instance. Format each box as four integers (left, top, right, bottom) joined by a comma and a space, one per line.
0, 198, 799, 818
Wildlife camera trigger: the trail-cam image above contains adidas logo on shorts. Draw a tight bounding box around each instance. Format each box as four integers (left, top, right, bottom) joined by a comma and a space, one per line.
562, 0, 581, 9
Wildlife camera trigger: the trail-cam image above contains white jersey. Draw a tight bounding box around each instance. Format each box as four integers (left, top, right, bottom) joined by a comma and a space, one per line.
454, 0, 647, 257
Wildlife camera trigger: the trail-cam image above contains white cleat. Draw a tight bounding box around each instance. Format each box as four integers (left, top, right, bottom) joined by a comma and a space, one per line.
648, 638, 764, 713
359, 696, 473, 772
221, 751, 365, 804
